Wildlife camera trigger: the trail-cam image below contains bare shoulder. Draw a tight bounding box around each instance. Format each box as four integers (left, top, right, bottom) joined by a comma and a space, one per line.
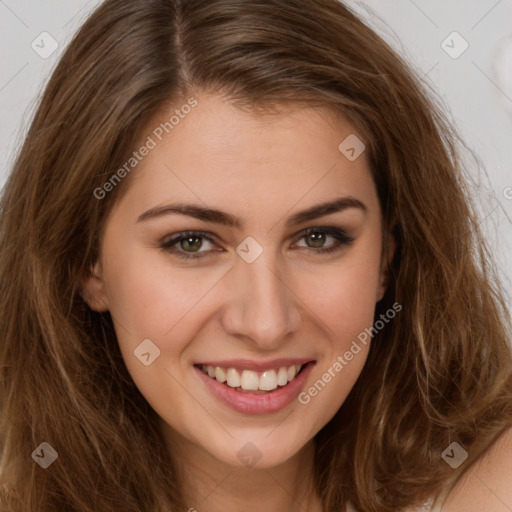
441, 426, 512, 511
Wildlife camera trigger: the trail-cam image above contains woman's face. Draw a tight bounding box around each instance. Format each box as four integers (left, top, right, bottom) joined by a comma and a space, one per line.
83, 92, 392, 469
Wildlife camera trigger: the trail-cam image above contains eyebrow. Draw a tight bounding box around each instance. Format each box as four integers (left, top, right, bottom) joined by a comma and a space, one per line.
136, 196, 367, 228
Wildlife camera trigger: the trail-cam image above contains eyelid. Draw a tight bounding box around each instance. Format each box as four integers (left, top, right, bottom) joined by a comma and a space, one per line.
160, 230, 217, 250
160, 226, 355, 260
292, 226, 355, 245
161, 226, 352, 245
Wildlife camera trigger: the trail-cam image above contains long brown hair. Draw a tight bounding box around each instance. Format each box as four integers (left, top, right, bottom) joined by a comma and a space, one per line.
1, 0, 511, 510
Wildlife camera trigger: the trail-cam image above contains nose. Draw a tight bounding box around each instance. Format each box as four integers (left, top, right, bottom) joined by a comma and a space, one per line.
220, 249, 302, 350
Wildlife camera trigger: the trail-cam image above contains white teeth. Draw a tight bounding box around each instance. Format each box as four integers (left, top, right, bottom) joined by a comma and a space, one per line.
200, 363, 305, 392
215, 366, 227, 383
240, 370, 259, 390
259, 370, 277, 391
226, 368, 241, 388
277, 367, 288, 386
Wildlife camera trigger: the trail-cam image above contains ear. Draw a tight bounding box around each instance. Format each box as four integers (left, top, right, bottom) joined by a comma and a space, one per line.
376, 233, 396, 302
80, 261, 110, 312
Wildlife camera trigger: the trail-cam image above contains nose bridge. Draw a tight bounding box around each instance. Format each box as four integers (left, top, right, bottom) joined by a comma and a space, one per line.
221, 248, 301, 347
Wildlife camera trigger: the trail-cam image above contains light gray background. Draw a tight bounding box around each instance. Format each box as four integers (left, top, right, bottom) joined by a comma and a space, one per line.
1, 0, 511, 303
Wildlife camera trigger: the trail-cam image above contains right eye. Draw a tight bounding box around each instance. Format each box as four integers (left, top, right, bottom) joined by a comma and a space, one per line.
160, 231, 219, 260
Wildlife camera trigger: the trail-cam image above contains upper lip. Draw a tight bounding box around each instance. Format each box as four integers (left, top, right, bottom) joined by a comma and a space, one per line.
194, 358, 315, 372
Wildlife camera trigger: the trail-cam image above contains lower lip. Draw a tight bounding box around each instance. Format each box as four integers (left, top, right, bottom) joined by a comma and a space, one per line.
194, 362, 315, 415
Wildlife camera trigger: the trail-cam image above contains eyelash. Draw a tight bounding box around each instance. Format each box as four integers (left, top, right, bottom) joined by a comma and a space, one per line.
160, 227, 355, 260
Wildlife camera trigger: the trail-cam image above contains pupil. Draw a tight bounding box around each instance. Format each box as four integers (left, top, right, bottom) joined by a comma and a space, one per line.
182, 236, 201, 252
308, 232, 325, 248
180, 233, 326, 252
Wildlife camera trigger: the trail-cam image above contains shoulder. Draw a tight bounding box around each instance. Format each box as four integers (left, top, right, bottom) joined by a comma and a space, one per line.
440, 426, 512, 511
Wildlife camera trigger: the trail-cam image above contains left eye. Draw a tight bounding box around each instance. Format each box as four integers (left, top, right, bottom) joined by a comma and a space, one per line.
160, 227, 354, 260
295, 227, 354, 253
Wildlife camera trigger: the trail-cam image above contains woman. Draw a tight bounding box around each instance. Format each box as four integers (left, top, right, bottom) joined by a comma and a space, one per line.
1, 0, 511, 511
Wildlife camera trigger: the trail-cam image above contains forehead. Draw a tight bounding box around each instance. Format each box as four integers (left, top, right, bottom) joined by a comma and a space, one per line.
113, 92, 379, 223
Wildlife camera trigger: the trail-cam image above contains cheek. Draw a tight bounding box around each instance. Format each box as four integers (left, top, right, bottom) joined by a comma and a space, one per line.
102, 242, 217, 340
297, 245, 381, 420
308, 247, 383, 339
103, 232, 383, 361
101, 246, 206, 420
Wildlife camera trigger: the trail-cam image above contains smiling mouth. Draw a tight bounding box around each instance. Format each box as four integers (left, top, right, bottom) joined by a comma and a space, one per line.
195, 363, 309, 394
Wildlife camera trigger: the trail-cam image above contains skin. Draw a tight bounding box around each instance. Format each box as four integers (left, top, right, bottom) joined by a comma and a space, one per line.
81, 91, 395, 512
441, 427, 512, 511
81, 91, 512, 511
